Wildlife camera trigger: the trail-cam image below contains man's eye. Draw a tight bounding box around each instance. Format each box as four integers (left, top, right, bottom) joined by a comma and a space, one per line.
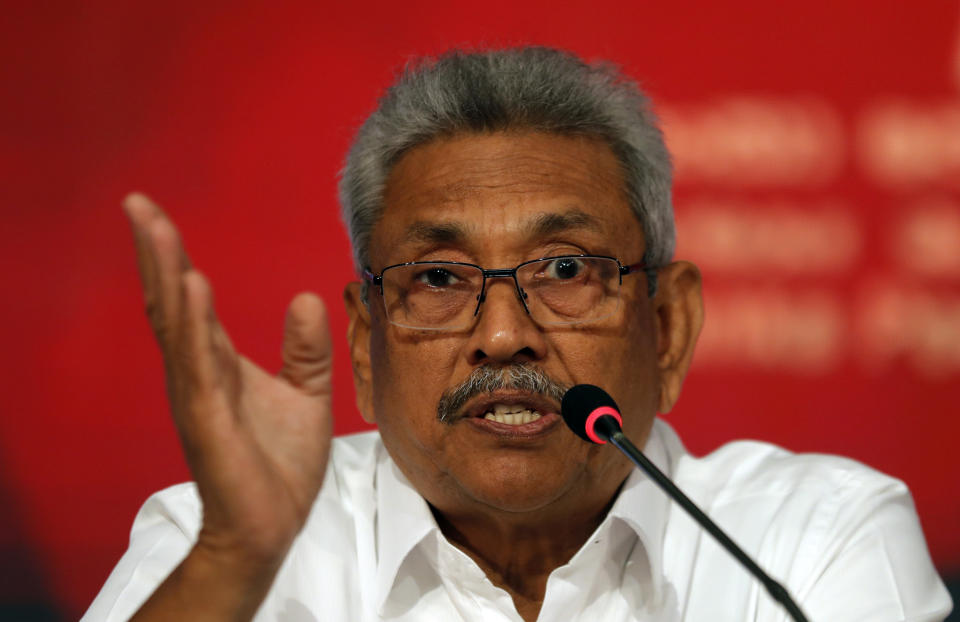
416, 267, 459, 288
545, 257, 585, 280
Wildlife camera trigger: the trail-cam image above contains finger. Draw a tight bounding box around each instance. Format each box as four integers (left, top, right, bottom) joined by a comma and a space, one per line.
123, 193, 193, 269
148, 216, 190, 347
278, 293, 333, 398
123, 193, 194, 347
173, 269, 235, 442
124, 193, 164, 328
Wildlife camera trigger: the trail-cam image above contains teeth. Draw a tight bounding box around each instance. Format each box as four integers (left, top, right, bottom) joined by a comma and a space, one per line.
483, 405, 542, 425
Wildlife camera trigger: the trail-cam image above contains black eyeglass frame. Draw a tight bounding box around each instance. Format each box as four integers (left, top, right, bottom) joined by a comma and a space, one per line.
362, 254, 655, 328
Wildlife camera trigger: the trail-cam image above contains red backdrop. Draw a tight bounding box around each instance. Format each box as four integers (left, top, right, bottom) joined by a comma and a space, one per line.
2, 1, 958, 617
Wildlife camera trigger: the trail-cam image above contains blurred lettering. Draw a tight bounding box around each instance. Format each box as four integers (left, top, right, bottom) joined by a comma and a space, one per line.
858, 101, 960, 187
891, 198, 960, 277
676, 200, 861, 272
696, 288, 845, 373
661, 97, 845, 186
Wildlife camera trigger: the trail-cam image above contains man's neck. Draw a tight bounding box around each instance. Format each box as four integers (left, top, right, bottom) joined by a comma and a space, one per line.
430, 483, 624, 622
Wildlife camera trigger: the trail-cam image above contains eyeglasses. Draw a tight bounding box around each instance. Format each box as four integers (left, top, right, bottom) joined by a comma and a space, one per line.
363, 255, 647, 331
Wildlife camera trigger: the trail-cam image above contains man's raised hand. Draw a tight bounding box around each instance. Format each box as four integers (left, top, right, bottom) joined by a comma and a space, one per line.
124, 193, 334, 619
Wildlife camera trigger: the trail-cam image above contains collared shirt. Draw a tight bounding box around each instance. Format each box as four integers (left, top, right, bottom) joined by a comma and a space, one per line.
83, 419, 952, 621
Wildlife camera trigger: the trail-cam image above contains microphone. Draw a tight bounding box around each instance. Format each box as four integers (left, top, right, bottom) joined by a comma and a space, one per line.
561, 384, 810, 622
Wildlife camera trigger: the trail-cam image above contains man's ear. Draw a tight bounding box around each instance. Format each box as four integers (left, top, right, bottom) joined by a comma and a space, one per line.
344, 281, 376, 424
653, 261, 704, 414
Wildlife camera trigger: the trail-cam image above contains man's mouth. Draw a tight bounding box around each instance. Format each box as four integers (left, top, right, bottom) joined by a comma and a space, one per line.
436, 363, 568, 425
480, 403, 544, 425
461, 393, 561, 438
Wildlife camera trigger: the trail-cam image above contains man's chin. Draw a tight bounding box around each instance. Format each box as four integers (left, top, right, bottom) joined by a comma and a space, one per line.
448, 463, 590, 517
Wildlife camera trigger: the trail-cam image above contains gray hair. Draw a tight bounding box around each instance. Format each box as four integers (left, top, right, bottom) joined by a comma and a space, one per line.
338, 46, 674, 276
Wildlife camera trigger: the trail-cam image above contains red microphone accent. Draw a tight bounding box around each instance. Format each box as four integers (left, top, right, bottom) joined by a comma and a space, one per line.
585, 406, 622, 444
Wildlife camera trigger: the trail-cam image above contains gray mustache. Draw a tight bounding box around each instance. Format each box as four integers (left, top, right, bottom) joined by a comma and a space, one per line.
437, 364, 569, 424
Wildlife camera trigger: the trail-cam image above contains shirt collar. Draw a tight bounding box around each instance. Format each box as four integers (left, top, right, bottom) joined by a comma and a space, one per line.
373, 418, 682, 612
603, 418, 678, 596
374, 448, 439, 615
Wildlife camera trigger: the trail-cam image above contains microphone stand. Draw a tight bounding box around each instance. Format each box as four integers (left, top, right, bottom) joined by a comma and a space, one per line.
606, 429, 810, 622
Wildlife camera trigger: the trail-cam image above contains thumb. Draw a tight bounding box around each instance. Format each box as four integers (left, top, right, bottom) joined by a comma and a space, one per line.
279, 292, 333, 398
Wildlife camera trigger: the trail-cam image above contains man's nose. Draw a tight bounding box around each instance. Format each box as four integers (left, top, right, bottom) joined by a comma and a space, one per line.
465, 277, 547, 365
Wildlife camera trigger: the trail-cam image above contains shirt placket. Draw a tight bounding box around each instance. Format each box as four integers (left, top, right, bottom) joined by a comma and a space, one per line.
435, 537, 526, 622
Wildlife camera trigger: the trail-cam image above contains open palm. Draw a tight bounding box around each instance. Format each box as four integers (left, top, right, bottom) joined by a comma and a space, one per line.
124, 193, 334, 567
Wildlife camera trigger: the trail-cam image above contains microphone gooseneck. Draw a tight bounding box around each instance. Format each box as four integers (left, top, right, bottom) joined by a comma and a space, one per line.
561, 384, 810, 622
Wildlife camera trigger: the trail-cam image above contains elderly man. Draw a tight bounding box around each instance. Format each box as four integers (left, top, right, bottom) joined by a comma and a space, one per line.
85, 48, 950, 621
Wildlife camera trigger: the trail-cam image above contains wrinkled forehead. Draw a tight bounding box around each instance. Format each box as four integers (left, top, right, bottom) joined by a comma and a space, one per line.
370, 131, 640, 264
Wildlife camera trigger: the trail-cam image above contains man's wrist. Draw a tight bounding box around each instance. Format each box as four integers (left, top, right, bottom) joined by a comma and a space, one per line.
130, 538, 289, 621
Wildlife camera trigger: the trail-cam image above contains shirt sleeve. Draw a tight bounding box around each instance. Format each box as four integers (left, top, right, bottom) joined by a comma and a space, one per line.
80, 483, 201, 622
796, 471, 952, 622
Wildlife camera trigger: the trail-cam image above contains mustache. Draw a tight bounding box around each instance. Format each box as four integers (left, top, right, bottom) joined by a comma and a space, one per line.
437, 363, 569, 424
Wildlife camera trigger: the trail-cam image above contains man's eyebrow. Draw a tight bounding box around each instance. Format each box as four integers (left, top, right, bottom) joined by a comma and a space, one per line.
529, 209, 603, 236
403, 221, 469, 246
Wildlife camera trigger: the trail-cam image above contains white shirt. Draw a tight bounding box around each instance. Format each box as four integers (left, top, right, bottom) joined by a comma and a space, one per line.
83, 419, 952, 621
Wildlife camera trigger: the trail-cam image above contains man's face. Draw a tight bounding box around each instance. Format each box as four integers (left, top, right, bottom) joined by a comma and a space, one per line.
348, 131, 664, 523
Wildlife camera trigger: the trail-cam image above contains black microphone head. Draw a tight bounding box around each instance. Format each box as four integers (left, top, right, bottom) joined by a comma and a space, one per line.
561, 384, 623, 444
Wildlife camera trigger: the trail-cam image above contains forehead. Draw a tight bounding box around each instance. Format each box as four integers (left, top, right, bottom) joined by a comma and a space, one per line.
372, 131, 641, 263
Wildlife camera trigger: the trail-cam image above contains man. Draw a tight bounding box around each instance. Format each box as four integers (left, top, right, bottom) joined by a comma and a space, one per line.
84, 47, 951, 621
